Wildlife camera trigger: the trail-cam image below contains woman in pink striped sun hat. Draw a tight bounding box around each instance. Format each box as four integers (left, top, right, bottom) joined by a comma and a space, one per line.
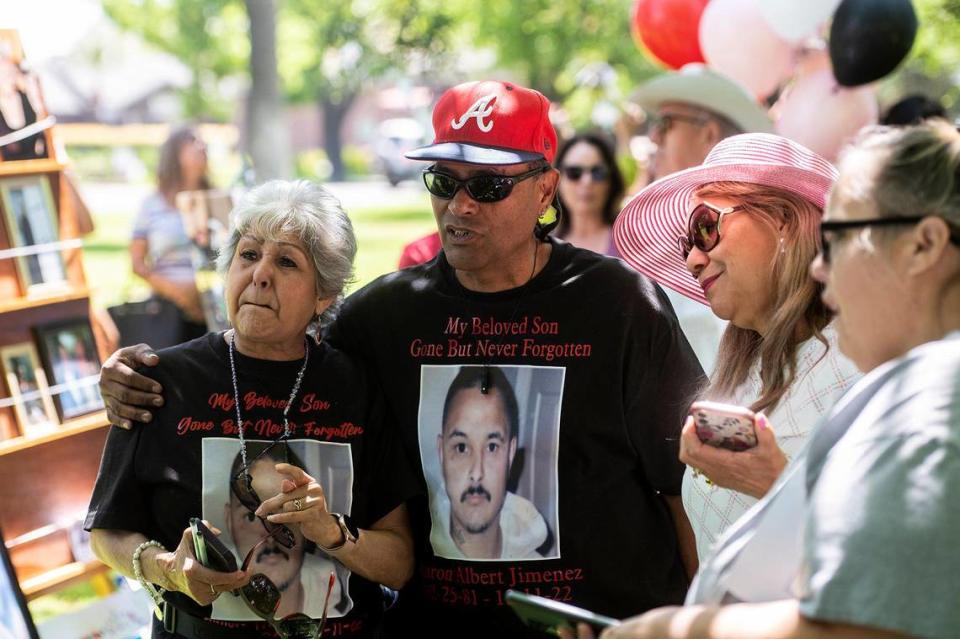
613, 132, 861, 559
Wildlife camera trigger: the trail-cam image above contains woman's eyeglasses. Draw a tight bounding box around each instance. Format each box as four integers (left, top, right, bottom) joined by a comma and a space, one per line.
677, 202, 746, 260
422, 165, 547, 203
819, 216, 960, 265
561, 165, 609, 182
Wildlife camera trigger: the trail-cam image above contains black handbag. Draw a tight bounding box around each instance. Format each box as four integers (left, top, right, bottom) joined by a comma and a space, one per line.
106, 296, 185, 350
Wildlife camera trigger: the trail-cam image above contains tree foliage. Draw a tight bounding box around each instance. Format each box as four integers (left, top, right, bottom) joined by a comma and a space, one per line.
106, 0, 457, 178
103, 0, 960, 148
103, 0, 249, 119
279, 0, 454, 104
888, 0, 960, 111
449, 0, 659, 101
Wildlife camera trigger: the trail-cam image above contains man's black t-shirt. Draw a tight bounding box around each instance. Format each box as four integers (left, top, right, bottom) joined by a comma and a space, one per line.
85, 332, 417, 638
327, 239, 706, 636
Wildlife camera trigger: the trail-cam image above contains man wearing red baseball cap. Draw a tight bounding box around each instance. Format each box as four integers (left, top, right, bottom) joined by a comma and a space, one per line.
353, 79, 704, 634
397, 80, 560, 269
98, 80, 705, 637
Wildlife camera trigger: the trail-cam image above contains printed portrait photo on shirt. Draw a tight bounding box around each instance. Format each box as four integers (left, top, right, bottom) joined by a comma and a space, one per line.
201, 438, 353, 621
418, 365, 562, 562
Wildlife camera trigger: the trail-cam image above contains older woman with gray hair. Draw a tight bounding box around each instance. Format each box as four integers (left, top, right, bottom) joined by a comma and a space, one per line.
86, 180, 416, 639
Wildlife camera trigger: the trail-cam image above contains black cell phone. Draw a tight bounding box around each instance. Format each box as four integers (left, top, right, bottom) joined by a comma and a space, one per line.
189, 518, 238, 573
506, 590, 620, 634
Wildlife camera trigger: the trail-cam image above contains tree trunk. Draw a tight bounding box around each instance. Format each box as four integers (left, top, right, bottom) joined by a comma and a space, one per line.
321, 92, 356, 182
244, 0, 291, 181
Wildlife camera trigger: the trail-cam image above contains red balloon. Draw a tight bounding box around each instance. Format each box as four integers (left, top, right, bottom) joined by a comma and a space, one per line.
632, 0, 711, 69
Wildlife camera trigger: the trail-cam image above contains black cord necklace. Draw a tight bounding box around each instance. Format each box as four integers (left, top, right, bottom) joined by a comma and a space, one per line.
480, 239, 543, 394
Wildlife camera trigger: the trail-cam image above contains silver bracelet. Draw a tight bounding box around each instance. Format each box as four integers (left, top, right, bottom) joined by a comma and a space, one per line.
132, 539, 167, 619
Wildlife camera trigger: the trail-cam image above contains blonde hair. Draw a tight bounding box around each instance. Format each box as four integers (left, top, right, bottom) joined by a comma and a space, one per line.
838, 121, 960, 229
695, 182, 832, 413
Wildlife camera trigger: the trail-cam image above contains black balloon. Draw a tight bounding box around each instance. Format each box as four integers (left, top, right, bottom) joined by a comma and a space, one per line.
829, 0, 918, 87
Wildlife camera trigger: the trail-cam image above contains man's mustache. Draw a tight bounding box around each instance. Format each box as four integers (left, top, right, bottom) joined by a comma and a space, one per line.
256, 543, 290, 563
460, 484, 491, 503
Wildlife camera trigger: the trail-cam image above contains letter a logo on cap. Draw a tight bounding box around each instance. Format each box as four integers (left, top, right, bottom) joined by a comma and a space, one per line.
451, 94, 497, 133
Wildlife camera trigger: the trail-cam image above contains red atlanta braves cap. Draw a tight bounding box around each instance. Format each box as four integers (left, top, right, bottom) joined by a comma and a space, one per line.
405, 80, 558, 165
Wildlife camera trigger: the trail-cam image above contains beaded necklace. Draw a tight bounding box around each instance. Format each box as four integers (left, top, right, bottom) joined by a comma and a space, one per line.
227, 331, 309, 471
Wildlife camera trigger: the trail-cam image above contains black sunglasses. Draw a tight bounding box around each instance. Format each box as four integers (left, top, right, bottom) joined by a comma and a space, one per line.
819, 216, 960, 264
422, 165, 548, 203
561, 164, 609, 182
241, 564, 335, 639
230, 437, 297, 549
677, 202, 746, 260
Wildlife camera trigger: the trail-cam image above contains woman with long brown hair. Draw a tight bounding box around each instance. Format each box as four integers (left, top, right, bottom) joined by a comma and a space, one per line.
614, 133, 861, 557
554, 133, 626, 256
130, 126, 212, 344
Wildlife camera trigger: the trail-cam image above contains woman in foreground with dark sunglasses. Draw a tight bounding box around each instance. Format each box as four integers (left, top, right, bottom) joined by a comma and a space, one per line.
554, 133, 626, 256
86, 180, 416, 639
613, 133, 861, 559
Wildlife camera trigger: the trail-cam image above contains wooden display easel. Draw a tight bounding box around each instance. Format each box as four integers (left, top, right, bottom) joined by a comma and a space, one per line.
0, 30, 111, 603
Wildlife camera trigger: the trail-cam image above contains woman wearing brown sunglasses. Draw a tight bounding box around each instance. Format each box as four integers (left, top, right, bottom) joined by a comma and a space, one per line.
86, 180, 416, 639
613, 133, 861, 560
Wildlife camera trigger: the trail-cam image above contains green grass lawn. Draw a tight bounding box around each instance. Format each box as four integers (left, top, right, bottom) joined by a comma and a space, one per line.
29, 579, 102, 624
83, 196, 438, 311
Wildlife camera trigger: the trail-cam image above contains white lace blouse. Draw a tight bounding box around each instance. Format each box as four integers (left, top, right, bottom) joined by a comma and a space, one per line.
681, 324, 861, 559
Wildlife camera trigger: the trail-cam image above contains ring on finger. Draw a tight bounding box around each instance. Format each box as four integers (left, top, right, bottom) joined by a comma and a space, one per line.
210, 584, 216, 595
293, 497, 304, 511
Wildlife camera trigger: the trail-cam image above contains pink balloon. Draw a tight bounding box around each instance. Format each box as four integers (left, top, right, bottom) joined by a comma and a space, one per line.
699, 0, 795, 100
774, 64, 878, 162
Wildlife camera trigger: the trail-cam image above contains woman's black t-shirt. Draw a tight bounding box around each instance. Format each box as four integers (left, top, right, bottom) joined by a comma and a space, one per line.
85, 332, 418, 638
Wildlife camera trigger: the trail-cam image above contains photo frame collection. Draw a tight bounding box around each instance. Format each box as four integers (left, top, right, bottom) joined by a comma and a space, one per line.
0, 317, 104, 440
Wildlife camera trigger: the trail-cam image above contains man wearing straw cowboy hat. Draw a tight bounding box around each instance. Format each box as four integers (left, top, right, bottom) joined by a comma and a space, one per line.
632, 63, 774, 183
629, 63, 775, 376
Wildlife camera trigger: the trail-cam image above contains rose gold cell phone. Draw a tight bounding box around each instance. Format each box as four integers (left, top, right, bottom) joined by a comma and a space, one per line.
690, 401, 757, 451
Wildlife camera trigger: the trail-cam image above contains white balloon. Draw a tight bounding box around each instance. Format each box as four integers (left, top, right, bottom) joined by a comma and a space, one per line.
760, 0, 843, 42
700, 0, 795, 100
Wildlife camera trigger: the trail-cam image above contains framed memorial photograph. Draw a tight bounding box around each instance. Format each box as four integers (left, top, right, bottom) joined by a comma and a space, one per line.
0, 523, 40, 639
34, 319, 103, 421
0, 342, 58, 437
0, 176, 66, 294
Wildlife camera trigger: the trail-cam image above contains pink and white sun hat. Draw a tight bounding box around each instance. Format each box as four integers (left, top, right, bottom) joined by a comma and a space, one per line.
613, 132, 838, 305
